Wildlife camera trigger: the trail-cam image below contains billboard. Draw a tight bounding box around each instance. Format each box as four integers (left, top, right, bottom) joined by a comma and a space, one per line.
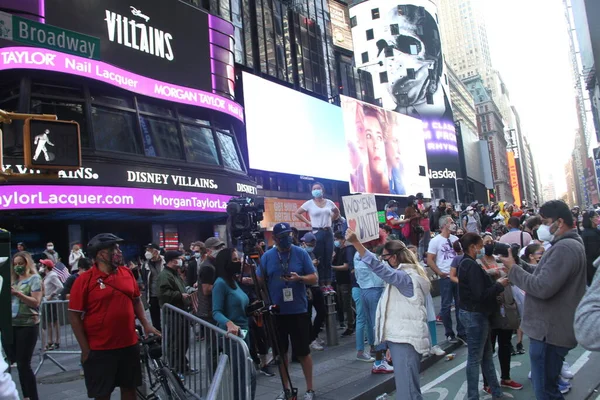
329, 1, 354, 52
243, 72, 347, 181
261, 198, 312, 231
507, 151, 521, 206
341, 95, 430, 196
349, 0, 461, 189
586, 157, 600, 205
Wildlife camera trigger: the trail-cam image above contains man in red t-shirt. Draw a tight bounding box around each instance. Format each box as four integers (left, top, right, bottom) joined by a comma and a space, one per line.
68, 233, 160, 400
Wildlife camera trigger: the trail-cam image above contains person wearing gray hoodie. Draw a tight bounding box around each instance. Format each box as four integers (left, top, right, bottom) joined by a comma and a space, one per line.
500, 200, 586, 400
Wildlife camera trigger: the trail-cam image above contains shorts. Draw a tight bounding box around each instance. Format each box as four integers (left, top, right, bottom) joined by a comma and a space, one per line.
83, 344, 142, 398
274, 313, 311, 358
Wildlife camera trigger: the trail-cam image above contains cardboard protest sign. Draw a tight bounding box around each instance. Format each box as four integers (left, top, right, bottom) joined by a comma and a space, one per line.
341, 194, 379, 243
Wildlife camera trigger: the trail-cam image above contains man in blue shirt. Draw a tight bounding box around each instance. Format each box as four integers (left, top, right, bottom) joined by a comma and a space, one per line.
257, 223, 318, 400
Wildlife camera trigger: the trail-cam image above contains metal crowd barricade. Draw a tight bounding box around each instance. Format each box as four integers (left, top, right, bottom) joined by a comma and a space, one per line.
161, 304, 253, 400
206, 355, 234, 400
35, 299, 81, 375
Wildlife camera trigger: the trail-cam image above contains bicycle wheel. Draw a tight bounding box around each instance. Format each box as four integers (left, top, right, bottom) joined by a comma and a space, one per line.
161, 367, 188, 400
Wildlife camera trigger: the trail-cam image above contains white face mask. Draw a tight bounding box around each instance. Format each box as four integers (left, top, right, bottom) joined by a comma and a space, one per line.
47, 246, 54, 251
211, 248, 222, 258
176, 259, 183, 268
144, 251, 153, 261
537, 224, 554, 242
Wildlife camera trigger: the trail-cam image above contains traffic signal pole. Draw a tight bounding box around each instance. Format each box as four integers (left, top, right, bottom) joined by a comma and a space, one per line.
0, 108, 61, 182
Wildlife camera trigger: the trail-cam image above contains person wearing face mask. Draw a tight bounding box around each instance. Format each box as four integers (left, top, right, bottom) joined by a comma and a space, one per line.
68, 243, 84, 272
295, 182, 340, 293
331, 232, 356, 337
385, 200, 408, 244
213, 248, 257, 400
43, 242, 59, 265
499, 217, 532, 248
301, 233, 327, 352
185, 241, 206, 287
462, 206, 481, 234
500, 200, 587, 399
68, 233, 159, 400
157, 251, 195, 375
345, 230, 431, 400
41, 259, 63, 351
456, 233, 508, 400
580, 210, 600, 285
257, 223, 318, 400
427, 216, 465, 344
141, 243, 165, 331
5, 252, 42, 400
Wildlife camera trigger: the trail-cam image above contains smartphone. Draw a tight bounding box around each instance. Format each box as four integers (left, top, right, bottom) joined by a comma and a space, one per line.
281, 273, 292, 279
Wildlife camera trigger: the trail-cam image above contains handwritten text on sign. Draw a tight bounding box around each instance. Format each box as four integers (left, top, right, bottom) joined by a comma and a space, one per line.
342, 194, 379, 243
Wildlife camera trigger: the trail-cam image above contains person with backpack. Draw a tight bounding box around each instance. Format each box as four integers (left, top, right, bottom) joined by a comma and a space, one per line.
68, 233, 160, 400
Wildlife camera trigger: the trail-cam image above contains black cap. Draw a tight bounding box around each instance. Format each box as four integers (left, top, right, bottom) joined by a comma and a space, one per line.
387, 200, 399, 207
164, 250, 183, 264
145, 243, 160, 250
416, 192, 424, 200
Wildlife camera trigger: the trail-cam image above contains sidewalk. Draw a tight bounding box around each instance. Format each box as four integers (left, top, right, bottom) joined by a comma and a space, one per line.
19, 296, 456, 400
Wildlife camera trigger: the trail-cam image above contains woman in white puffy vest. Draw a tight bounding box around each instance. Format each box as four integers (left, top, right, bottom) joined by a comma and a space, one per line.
346, 229, 431, 400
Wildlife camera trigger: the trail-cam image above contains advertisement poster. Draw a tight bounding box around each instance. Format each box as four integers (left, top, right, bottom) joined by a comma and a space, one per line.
341, 194, 379, 243
507, 151, 521, 206
349, 0, 461, 190
341, 95, 430, 196
329, 1, 354, 52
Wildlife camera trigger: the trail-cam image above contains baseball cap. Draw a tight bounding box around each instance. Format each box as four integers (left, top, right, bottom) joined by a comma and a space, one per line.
273, 223, 292, 236
387, 200, 399, 208
205, 237, 225, 249
145, 243, 160, 250
466, 206, 473, 211
301, 233, 317, 243
40, 259, 55, 268
164, 250, 183, 264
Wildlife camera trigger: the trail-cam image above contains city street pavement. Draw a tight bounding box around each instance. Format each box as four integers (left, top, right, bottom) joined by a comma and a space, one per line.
386, 339, 600, 400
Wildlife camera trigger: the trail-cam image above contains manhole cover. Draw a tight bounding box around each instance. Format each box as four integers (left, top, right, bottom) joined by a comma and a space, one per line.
37, 370, 84, 384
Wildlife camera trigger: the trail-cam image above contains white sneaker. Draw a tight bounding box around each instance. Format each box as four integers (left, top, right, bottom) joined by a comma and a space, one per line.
430, 345, 446, 356
316, 337, 325, 346
304, 390, 316, 400
310, 340, 324, 351
561, 362, 574, 379
372, 360, 394, 374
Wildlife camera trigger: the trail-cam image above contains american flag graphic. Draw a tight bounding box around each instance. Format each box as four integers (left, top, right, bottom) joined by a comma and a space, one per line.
54, 262, 71, 283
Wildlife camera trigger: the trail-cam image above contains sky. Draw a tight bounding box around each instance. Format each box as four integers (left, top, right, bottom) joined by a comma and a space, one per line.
481, 0, 579, 196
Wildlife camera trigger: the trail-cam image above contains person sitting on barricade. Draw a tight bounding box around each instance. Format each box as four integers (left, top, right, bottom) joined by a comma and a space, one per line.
68, 233, 160, 400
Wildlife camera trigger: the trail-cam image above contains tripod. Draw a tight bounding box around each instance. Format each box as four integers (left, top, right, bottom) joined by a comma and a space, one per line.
245, 252, 298, 400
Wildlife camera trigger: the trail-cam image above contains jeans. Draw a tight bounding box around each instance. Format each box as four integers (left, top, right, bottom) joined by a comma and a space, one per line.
352, 287, 373, 351
3, 325, 39, 400
439, 277, 464, 338
418, 231, 431, 262
314, 229, 334, 284
530, 338, 570, 400
308, 287, 326, 342
388, 342, 422, 400
337, 284, 354, 328
361, 287, 385, 351
459, 310, 502, 399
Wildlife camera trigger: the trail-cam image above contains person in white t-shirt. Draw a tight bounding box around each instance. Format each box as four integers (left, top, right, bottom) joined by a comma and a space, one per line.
295, 182, 340, 293
426, 216, 466, 344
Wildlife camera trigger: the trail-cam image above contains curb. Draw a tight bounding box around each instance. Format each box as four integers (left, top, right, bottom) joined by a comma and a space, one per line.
342, 340, 464, 400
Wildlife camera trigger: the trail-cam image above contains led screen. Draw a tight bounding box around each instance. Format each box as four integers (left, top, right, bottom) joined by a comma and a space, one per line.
243, 72, 348, 181
341, 95, 430, 196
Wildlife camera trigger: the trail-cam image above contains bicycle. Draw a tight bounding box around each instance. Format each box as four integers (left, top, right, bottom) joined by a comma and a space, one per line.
135, 326, 190, 400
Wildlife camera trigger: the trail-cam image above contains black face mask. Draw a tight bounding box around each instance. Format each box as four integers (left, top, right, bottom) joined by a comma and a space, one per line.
225, 261, 242, 278
484, 244, 495, 257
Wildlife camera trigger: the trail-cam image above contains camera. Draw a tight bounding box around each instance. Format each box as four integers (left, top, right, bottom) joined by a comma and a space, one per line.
226, 196, 265, 254
491, 242, 521, 264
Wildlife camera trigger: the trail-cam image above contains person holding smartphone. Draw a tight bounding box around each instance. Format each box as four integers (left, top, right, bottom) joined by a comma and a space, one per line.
213, 248, 256, 400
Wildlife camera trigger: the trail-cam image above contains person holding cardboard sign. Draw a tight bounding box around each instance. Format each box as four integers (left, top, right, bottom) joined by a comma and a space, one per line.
345, 229, 430, 400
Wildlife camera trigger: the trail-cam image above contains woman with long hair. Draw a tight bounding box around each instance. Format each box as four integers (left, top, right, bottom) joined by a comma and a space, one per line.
212, 248, 256, 400
457, 233, 507, 400
4, 252, 42, 400
346, 231, 430, 400
295, 182, 340, 293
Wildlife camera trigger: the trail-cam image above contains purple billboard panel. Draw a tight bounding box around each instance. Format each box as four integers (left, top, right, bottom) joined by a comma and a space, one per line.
0, 185, 232, 212
0, 47, 244, 122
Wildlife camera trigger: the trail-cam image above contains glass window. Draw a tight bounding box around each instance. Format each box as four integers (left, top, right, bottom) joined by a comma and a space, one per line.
361, 52, 369, 63
31, 99, 90, 147
216, 131, 243, 171
90, 86, 133, 108
350, 16, 357, 28
139, 116, 182, 159
91, 106, 140, 154
138, 101, 175, 117
180, 124, 219, 165
379, 72, 388, 84
32, 82, 83, 98
366, 29, 374, 41
371, 8, 380, 19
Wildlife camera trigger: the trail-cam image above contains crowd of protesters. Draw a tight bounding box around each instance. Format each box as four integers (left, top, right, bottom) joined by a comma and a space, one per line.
4, 184, 600, 400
